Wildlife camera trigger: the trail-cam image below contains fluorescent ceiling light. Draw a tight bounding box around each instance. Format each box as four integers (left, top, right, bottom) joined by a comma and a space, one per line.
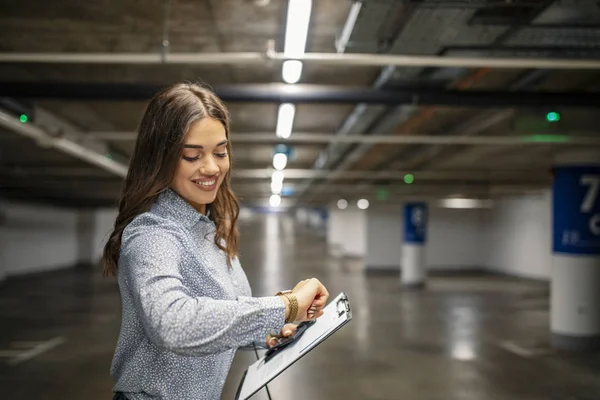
357, 199, 369, 210
438, 198, 494, 209
276, 103, 295, 138
273, 153, 288, 170
271, 179, 283, 194
271, 170, 285, 182
282, 60, 303, 84
337, 199, 348, 210
270, 194, 282, 207
284, 0, 312, 57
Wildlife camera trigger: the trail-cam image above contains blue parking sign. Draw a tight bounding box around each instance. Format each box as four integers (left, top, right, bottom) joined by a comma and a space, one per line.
552, 165, 600, 255
404, 202, 428, 244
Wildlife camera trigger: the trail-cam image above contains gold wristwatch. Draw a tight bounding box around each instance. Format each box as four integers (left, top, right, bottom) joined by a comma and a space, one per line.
276, 290, 298, 323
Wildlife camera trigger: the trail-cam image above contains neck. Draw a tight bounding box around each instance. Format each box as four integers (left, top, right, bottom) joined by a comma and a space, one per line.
191, 202, 207, 215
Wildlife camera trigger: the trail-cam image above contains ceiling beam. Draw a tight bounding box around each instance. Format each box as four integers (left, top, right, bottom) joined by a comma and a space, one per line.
1, 178, 546, 195
230, 168, 551, 182
88, 131, 600, 146
0, 166, 551, 182
2, 82, 600, 107
1, 50, 600, 69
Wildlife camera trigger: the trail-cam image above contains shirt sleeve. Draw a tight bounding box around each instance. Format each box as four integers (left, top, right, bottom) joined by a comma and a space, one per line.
119, 225, 286, 356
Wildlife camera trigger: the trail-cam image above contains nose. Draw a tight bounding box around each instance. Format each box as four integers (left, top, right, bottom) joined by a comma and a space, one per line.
199, 155, 219, 176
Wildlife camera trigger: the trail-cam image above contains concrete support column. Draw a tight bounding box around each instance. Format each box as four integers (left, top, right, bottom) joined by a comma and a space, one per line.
295, 208, 309, 227
551, 151, 600, 351
327, 206, 345, 257
402, 202, 428, 288
326, 205, 366, 259
364, 204, 402, 272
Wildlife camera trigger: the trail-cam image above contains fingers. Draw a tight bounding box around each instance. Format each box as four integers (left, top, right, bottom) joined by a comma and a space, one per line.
282, 323, 296, 337
307, 278, 329, 316
267, 336, 278, 348
310, 298, 326, 308
304, 308, 324, 321
312, 278, 329, 302
307, 304, 318, 319
267, 323, 298, 347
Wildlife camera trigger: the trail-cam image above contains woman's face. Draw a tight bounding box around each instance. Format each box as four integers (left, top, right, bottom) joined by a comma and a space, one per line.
170, 117, 230, 214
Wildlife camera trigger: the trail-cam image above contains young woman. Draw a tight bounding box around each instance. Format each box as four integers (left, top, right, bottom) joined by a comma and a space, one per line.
102, 82, 329, 400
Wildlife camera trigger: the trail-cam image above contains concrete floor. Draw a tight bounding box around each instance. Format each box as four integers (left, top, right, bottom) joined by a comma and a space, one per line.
1, 214, 600, 399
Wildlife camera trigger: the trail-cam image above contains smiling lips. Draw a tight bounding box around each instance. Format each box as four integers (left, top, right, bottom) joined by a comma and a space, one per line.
192, 177, 218, 191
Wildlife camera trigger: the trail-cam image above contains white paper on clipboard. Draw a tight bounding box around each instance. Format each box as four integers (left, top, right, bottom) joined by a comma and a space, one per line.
235, 292, 352, 400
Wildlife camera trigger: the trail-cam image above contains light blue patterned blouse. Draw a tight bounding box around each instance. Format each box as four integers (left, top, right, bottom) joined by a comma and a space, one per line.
110, 188, 286, 399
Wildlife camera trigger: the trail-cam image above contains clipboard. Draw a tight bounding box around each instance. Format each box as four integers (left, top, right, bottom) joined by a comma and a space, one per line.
235, 292, 352, 400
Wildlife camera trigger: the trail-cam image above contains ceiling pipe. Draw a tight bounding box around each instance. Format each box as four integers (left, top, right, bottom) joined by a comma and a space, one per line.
335, 1, 363, 53
0, 167, 551, 183
0, 109, 128, 177
0, 164, 551, 182
0, 178, 546, 195
86, 131, 600, 146
229, 168, 551, 181
1, 50, 600, 69
3, 82, 599, 107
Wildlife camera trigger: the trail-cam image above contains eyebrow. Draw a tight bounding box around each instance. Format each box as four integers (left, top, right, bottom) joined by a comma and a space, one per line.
183, 140, 228, 149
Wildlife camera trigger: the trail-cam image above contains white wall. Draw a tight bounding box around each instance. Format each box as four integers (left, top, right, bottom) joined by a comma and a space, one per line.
0, 191, 554, 281
486, 190, 552, 280
365, 204, 489, 270
428, 206, 488, 270
92, 208, 118, 263
0, 199, 119, 280
0, 201, 80, 277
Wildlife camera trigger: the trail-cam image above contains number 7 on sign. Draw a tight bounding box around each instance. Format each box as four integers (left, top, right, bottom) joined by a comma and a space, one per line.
580, 175, 599, 213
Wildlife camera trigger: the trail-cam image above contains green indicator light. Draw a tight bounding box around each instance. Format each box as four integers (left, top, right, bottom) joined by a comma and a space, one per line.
376, 187, 389, 201
404, 173, 414, 184
546, 112, 560, 122
19, 114, 28, 123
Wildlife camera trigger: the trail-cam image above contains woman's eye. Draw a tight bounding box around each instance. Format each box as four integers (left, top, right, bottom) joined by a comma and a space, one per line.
215, 153, 228, 158
183, 155, 200, 162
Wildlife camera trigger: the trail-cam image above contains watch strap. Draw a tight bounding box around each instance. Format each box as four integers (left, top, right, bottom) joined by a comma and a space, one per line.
276, 291, 298, 323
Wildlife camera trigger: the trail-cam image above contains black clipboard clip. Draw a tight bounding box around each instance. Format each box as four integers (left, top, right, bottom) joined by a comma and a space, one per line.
336, 293, 351, 318
264, 319, 316, 363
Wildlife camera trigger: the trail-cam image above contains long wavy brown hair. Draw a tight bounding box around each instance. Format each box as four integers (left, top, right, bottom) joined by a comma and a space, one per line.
102, 82, 240, 277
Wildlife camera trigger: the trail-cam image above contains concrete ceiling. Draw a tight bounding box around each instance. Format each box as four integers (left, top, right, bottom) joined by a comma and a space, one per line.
1, 0, 600, 208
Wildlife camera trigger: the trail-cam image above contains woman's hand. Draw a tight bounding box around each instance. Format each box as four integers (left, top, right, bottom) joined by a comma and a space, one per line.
284, 278, 329, 323
266, 323, 297, 348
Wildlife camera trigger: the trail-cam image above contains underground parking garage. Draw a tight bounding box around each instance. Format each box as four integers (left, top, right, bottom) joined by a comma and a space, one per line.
1, 1, 600, 399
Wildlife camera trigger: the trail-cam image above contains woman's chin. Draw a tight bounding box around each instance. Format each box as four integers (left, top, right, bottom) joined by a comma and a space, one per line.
193, 192, 219, 208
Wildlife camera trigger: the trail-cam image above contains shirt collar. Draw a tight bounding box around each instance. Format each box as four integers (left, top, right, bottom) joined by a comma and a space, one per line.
153, 188, 213, 227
